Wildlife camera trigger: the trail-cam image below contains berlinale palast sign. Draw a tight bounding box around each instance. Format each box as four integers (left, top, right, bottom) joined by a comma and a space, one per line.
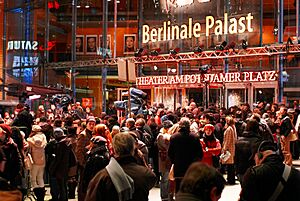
142, 13, 254, 43
136, 71, 277, 86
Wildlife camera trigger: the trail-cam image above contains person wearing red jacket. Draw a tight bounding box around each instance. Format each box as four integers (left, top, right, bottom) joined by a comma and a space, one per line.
200, 124, 221, 168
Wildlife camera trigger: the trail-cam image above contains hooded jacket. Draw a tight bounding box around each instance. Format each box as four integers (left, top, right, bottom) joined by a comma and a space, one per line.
27, 132, 47, 166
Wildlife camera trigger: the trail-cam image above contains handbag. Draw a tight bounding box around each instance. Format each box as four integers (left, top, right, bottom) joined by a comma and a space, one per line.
287, 129, 298, 142
220, 150, 231, 163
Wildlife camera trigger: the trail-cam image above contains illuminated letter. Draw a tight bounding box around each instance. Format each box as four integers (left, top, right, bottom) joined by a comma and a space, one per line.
246, 13, 254, 32
189, 18, 193, 38
142, 25, 150, 43
167, 21, 171, 40
32, 41, 38, 50
193, 23, 201, 37
214, 20, 223, 35
172, 25, 180, 40
206, 16, 214, 36
158, 27, 163, 42
238, 17, 246, 33
150, 29, 158, 42
224, 13, 228, 34
7, 41, 13, 50
14, 41, 20, 50
228, 18, 238, 34
180, 24, 188, 39
21, 41, 26, 49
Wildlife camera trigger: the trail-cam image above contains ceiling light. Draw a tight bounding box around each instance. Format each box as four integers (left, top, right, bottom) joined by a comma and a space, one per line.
193, 46, 203, 54
85, 5, 90, 8
76, 5, 81, 8
153, 65, 158, 71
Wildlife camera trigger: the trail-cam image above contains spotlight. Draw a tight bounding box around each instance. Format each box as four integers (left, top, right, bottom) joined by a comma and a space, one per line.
169, 48, 180, 55
134, 48, 144, 57
193, 46, 203, 54
227, 42, 236, 51
167, 68, 177, 73
150, 48, 161, 56
241, 40, 248, 49
153, 65, 158, 71
273, 25, 278, 36
215, 41, 227, 51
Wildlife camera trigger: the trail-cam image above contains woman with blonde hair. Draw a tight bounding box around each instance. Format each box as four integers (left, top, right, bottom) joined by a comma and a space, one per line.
221, 116, 237, 185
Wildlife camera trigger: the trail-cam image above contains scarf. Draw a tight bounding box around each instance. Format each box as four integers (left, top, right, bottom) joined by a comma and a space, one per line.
106, 157, 134, 201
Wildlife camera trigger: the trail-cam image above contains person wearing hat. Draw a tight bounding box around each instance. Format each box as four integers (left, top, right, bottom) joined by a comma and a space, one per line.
0, 124, 22, 191
240, 141, 300, 201
27, 125, 47, 201
48, 128, 76, 201
200, 124, 221, 168
156, 120, 173, 201
75, 116, 96, 201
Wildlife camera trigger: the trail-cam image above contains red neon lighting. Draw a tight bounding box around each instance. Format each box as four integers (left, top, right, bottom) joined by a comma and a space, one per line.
38, 41, 56, 51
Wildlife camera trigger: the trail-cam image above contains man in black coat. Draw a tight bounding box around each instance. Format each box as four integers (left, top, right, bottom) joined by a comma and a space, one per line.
240, 141, 300, 201
235, 119, 262, 184
168, 117, 203, 192
85, 132, 156, 201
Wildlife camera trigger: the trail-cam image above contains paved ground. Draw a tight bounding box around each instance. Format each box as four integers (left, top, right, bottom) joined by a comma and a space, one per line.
25, 159, 300, 201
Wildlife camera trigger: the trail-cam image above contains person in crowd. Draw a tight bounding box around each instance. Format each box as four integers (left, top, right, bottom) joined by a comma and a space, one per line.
111, 125, 120, 138
221, 116, 237, 185
36, 105, 46, 119
240, 141, 300, 201
251, 113, 274, 142
12, 104, 34, 138
38, 116, 53, 142
235, 119, 262, 185
27, 125, 47, 201
155, 108, 164, 127
0, 124, 22, 189
82, 135, 110, 194
276, 105, 293, 165
235, 110, 247, 138
66, 126, 77, 199
48, 128, 76, 201
3, 112, 13, 125
125, 118, 140, 139
85, 132, 156, 201
168, 117, 203, 192
92, 124, 113, 155
75, 116, 96, 201
176, 162, 226, 201
156, 120, 173, 201
200, 124, 221, 168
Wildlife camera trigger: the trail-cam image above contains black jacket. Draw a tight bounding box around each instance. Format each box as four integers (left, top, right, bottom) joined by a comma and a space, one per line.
240, 154, 300, 201
235, 131, 262, 175
168, 131, 203, 177
280, 115, 293, 137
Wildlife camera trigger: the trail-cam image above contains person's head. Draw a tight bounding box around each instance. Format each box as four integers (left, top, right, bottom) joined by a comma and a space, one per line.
179, 162, 226, 201
111, 125, 120, 138
53, 127, 65, 139
279, 105, 287, 116
112, 132, 136, 157
204, 124, 215, 136
135, 118, 145, 129
53, 119, 63, 128
76, 37, 82, 49
126, 118, 135, 129
86, 116, 96, 131
225, 116, 235, 127
125, 36, 134, 49
179, 117, 191, 133
93, 124, 109, 137
255, 140, 278, 165
87, 37, 96, 50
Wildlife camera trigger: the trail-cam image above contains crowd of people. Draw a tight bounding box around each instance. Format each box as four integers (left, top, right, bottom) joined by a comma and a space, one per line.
1, 99, 300, 201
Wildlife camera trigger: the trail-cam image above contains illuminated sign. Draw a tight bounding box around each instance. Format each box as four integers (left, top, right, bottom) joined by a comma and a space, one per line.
142, 13, 254, 43
136, 71, 277, 86
12, 56, 39, 67
7, 41, 39, 51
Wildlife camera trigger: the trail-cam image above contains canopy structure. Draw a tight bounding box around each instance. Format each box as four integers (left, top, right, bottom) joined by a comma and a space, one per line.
5, 83, 65, 97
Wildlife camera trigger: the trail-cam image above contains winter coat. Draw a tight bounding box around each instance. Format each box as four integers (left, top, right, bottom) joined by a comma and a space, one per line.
222, 126, 237, 164
168, 131, 203, 178
85, 156, 156, 201
235, 131, 262, 175
156, 128, 172, 173
27, 132, 47, 166
75, 128, 93, 167
200, 135, 221, 167
240, 154, 300, 201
